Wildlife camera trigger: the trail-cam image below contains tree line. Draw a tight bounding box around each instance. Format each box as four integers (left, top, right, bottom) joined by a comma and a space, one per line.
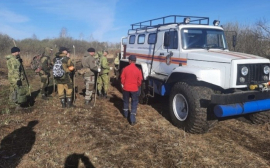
224, 19, 270, 57
0, 35, 121, 67
0, 19, 270, 68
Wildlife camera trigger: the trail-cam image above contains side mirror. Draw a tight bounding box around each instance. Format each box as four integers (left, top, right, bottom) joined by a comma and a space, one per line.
232, 35, 237, 48
164, 33, 170, 47
122, 38, 127, 45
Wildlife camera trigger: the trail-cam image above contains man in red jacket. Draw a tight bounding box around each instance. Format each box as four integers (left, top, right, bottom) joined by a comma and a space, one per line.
121, 55, 143, 125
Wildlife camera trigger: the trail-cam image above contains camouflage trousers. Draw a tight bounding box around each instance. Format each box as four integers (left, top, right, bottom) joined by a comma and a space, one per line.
84, 76, 95, 101
97, 73, 109, 93
40, 74, 49, 94
9, 84, 28, 104
57, 83, 73, 99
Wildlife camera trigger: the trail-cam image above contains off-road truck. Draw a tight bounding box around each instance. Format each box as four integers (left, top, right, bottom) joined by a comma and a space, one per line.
119, 15, 270, 133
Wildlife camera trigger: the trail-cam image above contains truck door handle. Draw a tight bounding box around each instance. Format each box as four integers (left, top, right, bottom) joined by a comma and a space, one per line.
159, 53, 164, 56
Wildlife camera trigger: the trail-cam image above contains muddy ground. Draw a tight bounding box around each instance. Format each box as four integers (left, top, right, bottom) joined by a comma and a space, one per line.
0, 64, 270, 168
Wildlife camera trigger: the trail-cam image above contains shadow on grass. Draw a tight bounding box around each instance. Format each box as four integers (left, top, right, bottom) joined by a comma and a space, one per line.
0, 120, 38, 168
147, 94, 172, 123
109, 94, 123, 116
64, 153, 95, 168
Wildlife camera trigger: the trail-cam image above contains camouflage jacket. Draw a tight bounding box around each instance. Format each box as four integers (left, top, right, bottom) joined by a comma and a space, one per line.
99, 55, 110, 74
6, 54, 23, 85
40, 56, 51, 75
81, 55, 98, 77
114, 54, 119, 65
40, 47, 52, 74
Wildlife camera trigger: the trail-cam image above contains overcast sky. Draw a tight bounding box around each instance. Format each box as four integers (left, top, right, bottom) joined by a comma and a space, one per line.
0, 0, 269, 42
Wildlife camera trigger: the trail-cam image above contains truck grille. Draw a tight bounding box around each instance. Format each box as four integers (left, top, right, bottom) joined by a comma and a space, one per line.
237, 64, 270, 85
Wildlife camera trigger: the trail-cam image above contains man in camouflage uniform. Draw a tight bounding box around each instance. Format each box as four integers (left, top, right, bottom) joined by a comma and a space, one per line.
39, 47, 52, 99
79, 48, 99, 106
6, 47, 28, 109
114, 52, 120, 78
97, 51, 110, 98
52, 47, 75, 108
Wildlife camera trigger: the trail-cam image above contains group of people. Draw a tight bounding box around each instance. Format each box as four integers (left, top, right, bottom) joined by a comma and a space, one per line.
6, 46, 143, 125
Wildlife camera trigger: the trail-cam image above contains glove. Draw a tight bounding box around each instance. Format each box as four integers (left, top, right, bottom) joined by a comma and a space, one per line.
17, 80, 22, 86
98, 68, 101, 72
110, 67, 113, 70
121, 84, 124, 88
77, 69, 84, 75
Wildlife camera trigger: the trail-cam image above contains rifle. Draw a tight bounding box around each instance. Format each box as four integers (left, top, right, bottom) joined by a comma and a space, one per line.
53, 77, 56, 93
13, 39, 31, 96
73, 45, 76, 104
19, 56, 31, 96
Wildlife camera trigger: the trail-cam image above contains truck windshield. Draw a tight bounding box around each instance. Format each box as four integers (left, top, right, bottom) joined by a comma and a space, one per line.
181, 28, 228, 50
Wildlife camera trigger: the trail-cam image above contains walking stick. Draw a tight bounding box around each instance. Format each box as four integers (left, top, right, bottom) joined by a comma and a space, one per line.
73, 72, 76, 104
93, 72, 99, 107
73, 45, 76, 104
53, 78, 55, 92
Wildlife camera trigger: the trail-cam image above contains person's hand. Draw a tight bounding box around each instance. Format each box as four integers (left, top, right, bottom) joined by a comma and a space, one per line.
17, 80, 22, 86
110, 67, 113, 70
77, 69, 83, 75
121, 84, 124, 88
21, 76, 25, 80
98, 68, 101, 72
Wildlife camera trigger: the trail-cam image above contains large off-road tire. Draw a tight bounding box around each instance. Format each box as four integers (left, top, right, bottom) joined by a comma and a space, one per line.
139, 81, 148, 104
169, 82, 215, 134
248, 111, 270, 124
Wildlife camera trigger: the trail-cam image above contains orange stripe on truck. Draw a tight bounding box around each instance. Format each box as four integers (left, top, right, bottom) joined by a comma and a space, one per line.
126, 52, 187, 65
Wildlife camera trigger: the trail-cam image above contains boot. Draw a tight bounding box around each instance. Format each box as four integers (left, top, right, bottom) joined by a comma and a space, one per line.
103, 92, 108, 99
61, 98, 66, 108
98, 90, 103, 98
15, 104, 23, 111
123, 110, 128, 118
130, 113, 136, 126
41, 94, 47, 100
67, 98, 75, 108
85, 100, 90, 105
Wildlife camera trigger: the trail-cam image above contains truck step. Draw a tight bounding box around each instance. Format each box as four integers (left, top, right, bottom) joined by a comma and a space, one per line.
148, 73, 168, 82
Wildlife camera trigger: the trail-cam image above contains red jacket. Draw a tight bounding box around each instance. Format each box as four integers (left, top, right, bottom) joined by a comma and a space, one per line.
121, 63, 143, 92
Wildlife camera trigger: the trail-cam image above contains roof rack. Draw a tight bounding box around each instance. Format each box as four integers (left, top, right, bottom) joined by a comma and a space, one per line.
130, 15, 209, 32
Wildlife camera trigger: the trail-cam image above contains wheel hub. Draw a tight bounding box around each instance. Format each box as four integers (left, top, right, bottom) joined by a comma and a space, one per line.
173, 94, 188, 121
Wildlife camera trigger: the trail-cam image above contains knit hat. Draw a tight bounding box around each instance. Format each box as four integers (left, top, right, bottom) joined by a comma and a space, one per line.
59, 47, 68, 53
11, 47, 20, 53
128, 55, 136, 61
87, 48, 95, 52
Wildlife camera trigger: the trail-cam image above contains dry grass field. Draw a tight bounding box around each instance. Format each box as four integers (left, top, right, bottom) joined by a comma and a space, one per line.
0, 60, 270, 168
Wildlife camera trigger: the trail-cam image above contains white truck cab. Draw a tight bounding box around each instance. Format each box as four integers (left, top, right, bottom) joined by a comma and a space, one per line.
119, 15, 270, 133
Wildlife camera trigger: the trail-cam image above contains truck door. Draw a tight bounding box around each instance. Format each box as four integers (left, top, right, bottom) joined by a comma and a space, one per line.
154, 29, 180, 75
121, 37, 127, 59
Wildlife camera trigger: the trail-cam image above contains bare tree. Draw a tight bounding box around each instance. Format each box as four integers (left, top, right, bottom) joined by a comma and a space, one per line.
59, 27, 68, 38
255, 18, 270, 40
79, 33, 84, 41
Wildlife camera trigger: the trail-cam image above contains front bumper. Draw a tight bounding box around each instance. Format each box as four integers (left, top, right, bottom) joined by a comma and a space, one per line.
211, 90, 270, 105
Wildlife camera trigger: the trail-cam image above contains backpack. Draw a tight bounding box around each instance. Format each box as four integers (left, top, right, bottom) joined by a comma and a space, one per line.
53, 57, 65, 78
30, 55, 42, 73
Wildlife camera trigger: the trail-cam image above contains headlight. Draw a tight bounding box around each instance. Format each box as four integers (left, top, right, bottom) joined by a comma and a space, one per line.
263, 75, 269, 81
241, 66, 248, 76
239, 77, 245, 83
263, 66, 269, 74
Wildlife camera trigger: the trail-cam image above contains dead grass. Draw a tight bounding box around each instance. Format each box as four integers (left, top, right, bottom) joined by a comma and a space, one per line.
0, 67, 270, 168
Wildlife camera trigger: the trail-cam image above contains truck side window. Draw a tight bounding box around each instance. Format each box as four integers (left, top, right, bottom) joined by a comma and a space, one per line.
129, 35, 136, 44
138, 34, 145, 44
148, 33, 157, 44
164, 31, 178, 49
